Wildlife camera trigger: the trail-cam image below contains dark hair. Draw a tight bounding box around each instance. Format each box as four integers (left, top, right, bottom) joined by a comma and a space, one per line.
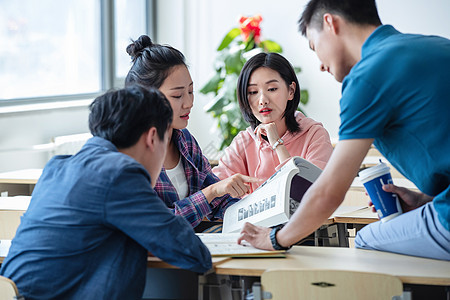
298, 0, 382, 36
125, 35, 186, 88
237, 52, 301, 133
89, 86, 173, 148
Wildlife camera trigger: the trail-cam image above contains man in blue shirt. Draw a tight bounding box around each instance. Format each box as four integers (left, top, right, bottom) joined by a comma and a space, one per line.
0, 86, 212, 299
237, 0, 450, 260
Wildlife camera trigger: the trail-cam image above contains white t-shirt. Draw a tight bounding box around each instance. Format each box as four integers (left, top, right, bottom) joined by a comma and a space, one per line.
165, 158, 189, 199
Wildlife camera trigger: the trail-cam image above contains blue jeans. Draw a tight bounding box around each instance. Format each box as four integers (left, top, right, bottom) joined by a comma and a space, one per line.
355, 202, 450, 260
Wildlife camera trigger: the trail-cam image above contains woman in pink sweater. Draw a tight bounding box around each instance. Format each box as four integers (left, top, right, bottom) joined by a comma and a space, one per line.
213, 52, 333, 193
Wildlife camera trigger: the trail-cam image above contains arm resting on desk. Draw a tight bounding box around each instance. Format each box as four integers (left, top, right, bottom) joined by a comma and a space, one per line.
277, 139, 373, 248
239, 139, 373, 250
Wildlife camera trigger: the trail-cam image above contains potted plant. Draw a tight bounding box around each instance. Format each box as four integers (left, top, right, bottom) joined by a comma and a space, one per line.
200, 15, 309, 150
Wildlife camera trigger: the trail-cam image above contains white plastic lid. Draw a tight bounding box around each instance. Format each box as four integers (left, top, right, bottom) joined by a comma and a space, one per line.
358, 160, 390, 184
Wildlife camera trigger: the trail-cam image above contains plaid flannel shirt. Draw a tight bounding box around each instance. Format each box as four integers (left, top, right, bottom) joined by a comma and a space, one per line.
154, 129, 239, 228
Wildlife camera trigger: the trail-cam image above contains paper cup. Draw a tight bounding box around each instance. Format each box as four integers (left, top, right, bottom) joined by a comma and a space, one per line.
358, 161, 402, 222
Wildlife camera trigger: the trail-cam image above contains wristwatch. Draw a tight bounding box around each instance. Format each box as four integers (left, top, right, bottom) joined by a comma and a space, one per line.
271, 138, 284, 150
270, 225, 292, 250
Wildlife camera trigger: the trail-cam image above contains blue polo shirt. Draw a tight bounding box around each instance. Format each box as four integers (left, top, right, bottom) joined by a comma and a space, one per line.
339, 25, 450, 230
0, 137, 212, 299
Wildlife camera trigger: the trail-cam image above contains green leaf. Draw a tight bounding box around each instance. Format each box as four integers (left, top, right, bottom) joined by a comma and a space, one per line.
244, 38, 255, 51
300, 90, 309, 105
204, 92, 229, 114
218, 118, 237, 150
220, 139, 230, 150
243, 33, 255, 51
221, 74, 238, 98
224, 49, 244, 74
293, 66, 302, 73
259, 40, 282, 53
199, 72, 222, 95
296, 106, 306, 116
217, 28, 241, 51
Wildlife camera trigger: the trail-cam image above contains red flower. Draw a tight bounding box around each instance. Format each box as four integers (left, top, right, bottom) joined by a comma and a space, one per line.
239, 14, 262, 44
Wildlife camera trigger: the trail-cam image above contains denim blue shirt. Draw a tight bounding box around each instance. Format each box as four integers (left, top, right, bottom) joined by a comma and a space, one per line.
339, 25, 450, 230
0, 137, 212, 300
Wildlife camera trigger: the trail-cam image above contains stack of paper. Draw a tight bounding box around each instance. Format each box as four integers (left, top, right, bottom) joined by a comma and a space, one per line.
197, 233, 286, 257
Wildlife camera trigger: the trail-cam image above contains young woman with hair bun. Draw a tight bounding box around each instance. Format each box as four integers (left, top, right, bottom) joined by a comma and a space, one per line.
125, 35, 259, 230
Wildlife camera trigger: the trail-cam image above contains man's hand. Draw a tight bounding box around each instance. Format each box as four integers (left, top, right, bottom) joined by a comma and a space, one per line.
237, 222, 274, 250
368, 184, 433, 213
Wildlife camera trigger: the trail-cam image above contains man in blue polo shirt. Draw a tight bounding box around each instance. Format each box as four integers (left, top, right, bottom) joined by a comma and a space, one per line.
237, 0, 449, 260
0, 86, 212, 299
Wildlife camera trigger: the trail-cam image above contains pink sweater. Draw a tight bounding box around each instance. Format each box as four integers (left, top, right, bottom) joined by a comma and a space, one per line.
213, 112, 333, 193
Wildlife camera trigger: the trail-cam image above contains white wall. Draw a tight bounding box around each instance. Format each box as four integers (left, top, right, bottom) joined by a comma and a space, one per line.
157, 0, 450, 150
0, 0, 449, 172
0, 106, 90, 172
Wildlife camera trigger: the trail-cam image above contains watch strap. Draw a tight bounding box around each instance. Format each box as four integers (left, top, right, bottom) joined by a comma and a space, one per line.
270, 225, 292, 250
271, 138, 284, 150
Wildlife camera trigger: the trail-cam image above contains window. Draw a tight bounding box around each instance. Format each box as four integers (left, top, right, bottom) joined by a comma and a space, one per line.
0, 0, 153, 103
114, 0, 148, 79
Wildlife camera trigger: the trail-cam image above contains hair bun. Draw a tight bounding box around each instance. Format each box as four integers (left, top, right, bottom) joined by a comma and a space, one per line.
126, 35, 153, 59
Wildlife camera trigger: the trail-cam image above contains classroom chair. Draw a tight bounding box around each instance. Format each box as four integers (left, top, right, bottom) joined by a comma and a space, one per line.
254, 269, 403, 300
0, 276, 24, 300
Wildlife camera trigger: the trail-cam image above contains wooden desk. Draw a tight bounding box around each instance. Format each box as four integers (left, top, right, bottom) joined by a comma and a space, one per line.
351, 177, 419, 192
361, 156, 404, 178
147, 256, 230, 269
331, 178, 419, 243
0, 196, 31, 239
315, 206, 378, 247
333, 207, 378, 225
343, 177, 418, 209
3, 242, 448, 297
0, 169, 42, 185
328, 207, 379, 248
214, 246, 450, 286
0, 169, 42, 196
1, 240, 230, 268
